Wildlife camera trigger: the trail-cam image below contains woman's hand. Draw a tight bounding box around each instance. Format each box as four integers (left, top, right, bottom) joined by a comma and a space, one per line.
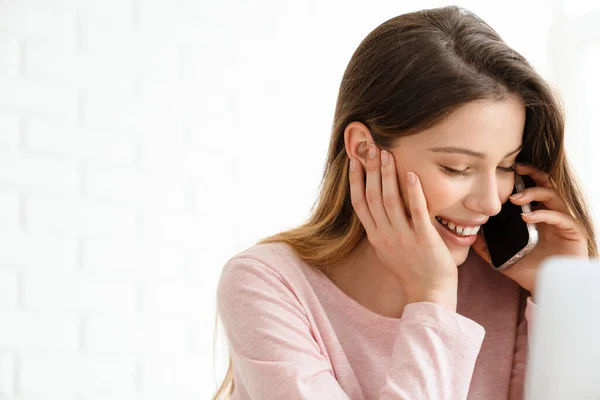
349, 144, 459, 311
472, 163, 589, 296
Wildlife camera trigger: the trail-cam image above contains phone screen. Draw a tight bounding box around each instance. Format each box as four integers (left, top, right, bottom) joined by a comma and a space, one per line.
482, 175, 536, 269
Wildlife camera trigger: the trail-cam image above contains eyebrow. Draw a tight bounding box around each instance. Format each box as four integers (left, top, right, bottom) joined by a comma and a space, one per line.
428, 145, 522, 159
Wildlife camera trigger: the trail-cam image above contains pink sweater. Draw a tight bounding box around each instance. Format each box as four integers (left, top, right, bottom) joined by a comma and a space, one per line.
217, 242, 535, 399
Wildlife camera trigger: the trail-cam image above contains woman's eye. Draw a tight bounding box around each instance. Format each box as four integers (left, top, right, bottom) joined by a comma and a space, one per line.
497, 165, 516, 173
442, 164, 516, 176
441, 166, 470, 176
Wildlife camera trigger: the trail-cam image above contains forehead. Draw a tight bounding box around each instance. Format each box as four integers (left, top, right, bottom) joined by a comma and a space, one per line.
397, 98, 526, 156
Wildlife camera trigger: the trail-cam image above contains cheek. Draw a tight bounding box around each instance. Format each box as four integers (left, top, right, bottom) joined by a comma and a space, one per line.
395, 165, 464, 213
498, 177, 516, 203
419, 174, 465, 214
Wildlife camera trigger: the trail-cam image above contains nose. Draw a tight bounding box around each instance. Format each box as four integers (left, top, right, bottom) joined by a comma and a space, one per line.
464, 173, 503, 217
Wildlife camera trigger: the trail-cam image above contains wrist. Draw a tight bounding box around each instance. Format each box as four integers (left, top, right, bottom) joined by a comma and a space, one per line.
406, 286, 457, 312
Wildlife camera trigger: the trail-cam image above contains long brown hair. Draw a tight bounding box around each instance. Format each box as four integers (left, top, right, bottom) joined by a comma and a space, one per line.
212, 5, 598, 398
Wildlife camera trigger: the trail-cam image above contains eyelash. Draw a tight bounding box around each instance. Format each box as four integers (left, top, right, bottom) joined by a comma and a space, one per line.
442, 165, 516, 176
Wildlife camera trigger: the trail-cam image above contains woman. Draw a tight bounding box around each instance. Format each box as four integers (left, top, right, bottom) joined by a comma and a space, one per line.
213, 5, 596, 400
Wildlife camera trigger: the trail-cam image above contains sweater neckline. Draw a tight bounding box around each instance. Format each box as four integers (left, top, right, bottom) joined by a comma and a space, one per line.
282, 245, 402, 330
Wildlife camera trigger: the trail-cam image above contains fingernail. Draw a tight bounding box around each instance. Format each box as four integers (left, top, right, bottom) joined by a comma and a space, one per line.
407, 172, 416, 185
510, 192, 523, 200
381, 150, 388, 165
350, 157, 356, 171
368, 144, 377, 159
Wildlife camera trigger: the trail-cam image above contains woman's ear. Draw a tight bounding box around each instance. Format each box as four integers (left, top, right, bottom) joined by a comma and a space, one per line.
344, 122, 375, 168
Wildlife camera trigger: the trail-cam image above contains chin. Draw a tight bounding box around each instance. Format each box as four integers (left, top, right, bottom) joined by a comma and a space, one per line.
450, 246, 471, 267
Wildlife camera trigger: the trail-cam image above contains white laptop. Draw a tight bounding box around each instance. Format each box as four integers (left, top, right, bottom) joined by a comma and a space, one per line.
524, 256, 600, 400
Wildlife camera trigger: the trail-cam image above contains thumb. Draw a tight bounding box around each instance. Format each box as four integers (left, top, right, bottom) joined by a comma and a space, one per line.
472, 232, 492, 265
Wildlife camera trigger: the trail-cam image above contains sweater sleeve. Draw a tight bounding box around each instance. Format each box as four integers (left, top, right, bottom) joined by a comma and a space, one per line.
217, 256, 486, 400
508, 296, 537, 400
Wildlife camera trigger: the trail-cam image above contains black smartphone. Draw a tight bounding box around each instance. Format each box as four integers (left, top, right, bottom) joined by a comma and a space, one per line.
481, 174, 539, 271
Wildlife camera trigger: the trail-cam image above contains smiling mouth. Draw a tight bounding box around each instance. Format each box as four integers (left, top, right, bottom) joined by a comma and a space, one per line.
435, 216, 480, 236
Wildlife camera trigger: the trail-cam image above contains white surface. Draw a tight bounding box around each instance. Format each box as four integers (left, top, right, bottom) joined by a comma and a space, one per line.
525, 257, 600, 400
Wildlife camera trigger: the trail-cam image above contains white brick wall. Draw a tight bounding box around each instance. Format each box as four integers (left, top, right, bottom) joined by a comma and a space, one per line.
0, 0, 238, 397
19, 355, 137, 395
0, 2, 77, 46
0, 151, 79, 193
0, 268, 19, 307
0, 111, 20, 149
0, 311, 80, 351
0, 231, 78, 270
0, 353, 15, 395
0, 75, 80, 120
0, 33, 20, 76
24, 119, 136, 166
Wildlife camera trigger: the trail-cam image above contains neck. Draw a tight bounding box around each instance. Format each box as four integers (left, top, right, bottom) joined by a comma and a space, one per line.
325, 237, 407, 318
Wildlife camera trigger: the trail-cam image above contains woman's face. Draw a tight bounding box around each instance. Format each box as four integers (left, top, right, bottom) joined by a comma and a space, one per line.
392, 97, 526, 265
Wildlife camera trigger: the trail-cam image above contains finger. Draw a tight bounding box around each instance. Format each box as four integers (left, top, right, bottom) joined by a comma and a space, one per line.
522, 210, 581, 238
406, 172, 434, 237
364, 144, 392, 229
510, 186, 568, 213
515, 164, 552, 188
380, 150, 409, 228
349, 157, 376, 233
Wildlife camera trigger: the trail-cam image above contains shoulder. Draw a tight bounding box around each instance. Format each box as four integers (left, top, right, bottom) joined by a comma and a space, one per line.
216, 242, 313, 317
216, 242, 321, 347
219, 241, 309, 287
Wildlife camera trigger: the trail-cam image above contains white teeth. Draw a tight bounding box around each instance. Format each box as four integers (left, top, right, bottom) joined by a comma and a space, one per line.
435, 217, 480, 237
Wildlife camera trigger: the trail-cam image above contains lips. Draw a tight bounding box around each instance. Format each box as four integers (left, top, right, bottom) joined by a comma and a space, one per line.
434, 216, 481, 247
435, 216, 481, 236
